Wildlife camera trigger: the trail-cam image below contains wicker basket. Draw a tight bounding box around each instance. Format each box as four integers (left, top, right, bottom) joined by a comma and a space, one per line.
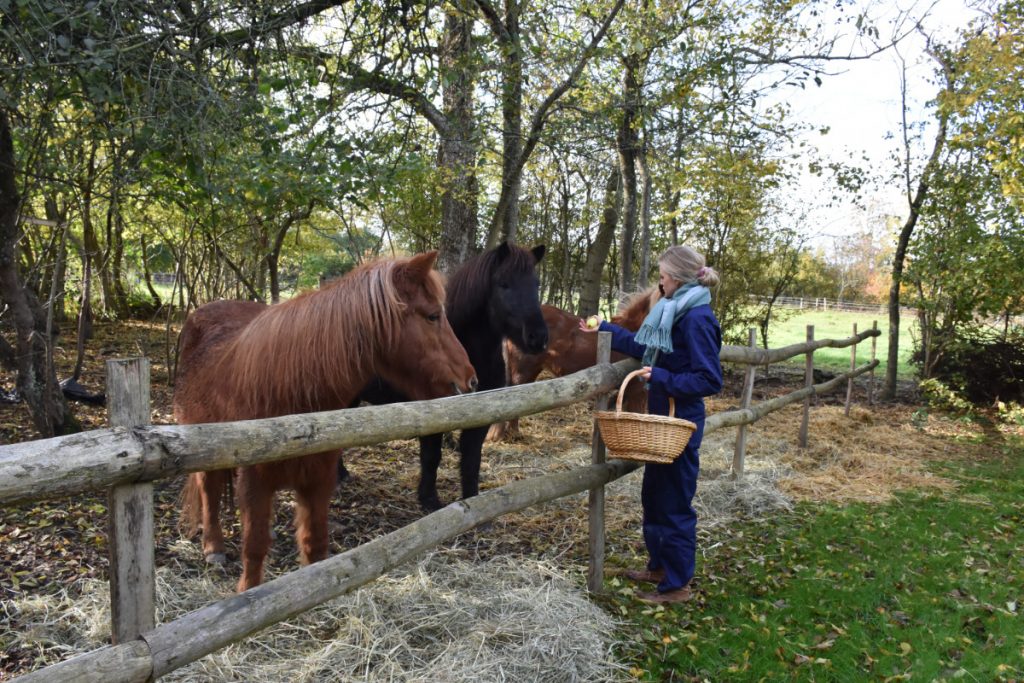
595, 369, 697, 464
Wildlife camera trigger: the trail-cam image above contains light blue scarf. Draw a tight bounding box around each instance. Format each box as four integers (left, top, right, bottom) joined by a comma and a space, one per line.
634, 281, 711, 367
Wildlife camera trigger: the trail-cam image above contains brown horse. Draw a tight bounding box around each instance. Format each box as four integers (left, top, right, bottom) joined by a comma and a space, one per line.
488, 287, 658, 440
175, 252, 477, 591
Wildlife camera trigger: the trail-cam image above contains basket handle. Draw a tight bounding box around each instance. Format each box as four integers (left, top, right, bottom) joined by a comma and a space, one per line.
616, 368, 675, 416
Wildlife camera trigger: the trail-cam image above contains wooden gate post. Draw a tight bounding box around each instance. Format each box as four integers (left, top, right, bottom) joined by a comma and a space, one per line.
845, 323, 857, 416
587, 331, 612, 594
106, 358, 155, 644
731, 328, 757, 479
869, 320, 878, 405
799, 325, 814, 448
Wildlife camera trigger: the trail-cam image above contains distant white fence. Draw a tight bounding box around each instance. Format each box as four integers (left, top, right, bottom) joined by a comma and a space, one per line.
753, 295, 911, 316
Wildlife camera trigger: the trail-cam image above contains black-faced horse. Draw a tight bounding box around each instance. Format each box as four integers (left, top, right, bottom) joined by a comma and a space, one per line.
358, 242, 548, 510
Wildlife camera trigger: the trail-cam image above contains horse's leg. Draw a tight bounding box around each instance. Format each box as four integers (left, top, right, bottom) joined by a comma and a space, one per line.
236, 468, 275, 592
294, 452, 340, 565
458, 425, 489, 500
198, 470, 230, 564
417, 433, 445, 511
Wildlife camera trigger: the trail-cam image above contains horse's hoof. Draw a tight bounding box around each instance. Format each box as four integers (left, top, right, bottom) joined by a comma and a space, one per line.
205, 552, 227, 565
419, 498, 444, 513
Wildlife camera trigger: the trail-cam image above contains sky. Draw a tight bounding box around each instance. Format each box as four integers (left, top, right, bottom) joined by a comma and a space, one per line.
778, 0, 989, 247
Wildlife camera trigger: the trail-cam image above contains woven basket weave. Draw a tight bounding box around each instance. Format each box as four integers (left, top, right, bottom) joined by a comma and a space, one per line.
595, 369, 697, 464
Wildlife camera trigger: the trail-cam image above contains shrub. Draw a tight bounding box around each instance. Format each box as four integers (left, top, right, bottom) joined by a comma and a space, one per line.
913, 328, 1024, 404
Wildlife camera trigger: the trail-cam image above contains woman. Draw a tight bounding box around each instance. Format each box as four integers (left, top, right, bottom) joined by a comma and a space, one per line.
581, 245, 722, 603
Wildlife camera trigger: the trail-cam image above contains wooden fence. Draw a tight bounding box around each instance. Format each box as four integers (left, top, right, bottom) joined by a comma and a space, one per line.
2, 325, 881, 682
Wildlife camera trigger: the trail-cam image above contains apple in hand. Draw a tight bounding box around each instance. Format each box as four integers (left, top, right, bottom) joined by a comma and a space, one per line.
585, 315, 600, 329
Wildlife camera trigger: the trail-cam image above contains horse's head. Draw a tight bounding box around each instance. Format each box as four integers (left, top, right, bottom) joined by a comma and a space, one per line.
487, 242, 549, 354
613, 286, 659, 331
381, 251, 478, 400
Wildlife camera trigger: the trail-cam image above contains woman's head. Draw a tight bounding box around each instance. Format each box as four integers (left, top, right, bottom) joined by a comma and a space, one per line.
658, 245, 720, 294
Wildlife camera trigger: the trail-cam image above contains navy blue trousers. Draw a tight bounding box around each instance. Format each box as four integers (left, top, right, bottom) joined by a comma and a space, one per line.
641, 422, 702, 593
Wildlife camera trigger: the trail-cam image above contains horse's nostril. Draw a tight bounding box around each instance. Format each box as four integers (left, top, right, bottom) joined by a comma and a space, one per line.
469, 376, 479, 392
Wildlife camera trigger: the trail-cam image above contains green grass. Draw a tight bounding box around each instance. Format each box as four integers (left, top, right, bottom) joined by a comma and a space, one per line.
607, 441, 1024, 681
764, 308, 917, 380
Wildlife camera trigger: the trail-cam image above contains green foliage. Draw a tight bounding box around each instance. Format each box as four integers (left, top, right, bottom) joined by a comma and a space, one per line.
610, 451, 1024, 680
996, 400, 1024, 427
919, 378, 975, 416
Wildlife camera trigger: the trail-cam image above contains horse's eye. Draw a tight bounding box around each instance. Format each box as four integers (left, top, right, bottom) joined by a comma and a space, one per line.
427, 313, 442, 323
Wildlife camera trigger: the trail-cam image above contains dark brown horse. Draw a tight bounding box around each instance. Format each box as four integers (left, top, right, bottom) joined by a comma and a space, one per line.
175, 252, 477, 591
488, 287, 658, 440
357, 242, 548, 510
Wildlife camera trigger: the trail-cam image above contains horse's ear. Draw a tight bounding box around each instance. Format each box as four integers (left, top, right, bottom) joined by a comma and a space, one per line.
531, 245, 546, 263
405, 251, 439, 281
495, 241, 511, 263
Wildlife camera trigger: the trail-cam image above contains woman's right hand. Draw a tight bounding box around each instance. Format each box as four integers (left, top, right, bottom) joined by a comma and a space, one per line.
578, 315, 602, 332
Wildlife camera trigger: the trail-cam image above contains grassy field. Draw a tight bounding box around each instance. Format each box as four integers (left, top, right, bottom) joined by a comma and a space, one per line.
763, 307, 917, 380
609, 433, 1024, 681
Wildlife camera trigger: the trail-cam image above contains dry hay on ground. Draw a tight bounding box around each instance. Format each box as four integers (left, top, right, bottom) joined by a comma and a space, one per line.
7, 549, 628, 683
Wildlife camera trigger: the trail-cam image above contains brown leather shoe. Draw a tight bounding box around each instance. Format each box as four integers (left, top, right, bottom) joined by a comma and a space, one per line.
637, 586, 693, 604
624, 568, 666, 584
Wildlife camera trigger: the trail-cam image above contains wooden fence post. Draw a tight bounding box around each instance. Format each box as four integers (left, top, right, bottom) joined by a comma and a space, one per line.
799, 325, 813, 448
731, 328, 757, 479
845, 323, 857, 416
588, 331, 612, 594
106, 358, 155, 644
869, 320, 878, 405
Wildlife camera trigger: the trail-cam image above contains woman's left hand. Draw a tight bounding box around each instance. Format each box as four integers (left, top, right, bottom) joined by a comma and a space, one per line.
639, 366, 653, 381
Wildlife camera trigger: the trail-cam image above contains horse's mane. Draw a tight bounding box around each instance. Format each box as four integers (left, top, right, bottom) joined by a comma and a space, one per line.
446, 244, 536, 326
612, 286, 660, 331
227, 257, 443, 417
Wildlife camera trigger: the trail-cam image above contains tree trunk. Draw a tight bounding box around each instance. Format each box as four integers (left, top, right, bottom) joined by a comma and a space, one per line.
616, 55, 641, 294
436, 2, 479, 276
883, 53, 951, 399
139, 233, 162, 309
637, 143, 652, 286
577, 166, 620, 316
0, 111, 78, 436
486, 0, 523, 248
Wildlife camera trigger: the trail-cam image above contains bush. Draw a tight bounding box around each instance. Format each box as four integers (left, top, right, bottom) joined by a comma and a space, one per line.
914, 328, 1024, 404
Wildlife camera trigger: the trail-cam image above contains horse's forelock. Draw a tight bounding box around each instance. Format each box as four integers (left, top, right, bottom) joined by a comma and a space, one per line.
447, 244, 536, 313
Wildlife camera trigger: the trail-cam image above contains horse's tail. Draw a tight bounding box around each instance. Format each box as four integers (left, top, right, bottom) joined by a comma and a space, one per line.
178, 471, 233, 537
178, 473, 204, 537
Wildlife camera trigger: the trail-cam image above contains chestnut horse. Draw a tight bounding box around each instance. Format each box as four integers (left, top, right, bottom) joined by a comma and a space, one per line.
175, 252, 477, 591
358, 242, 548, 510
488, 287, 658, 441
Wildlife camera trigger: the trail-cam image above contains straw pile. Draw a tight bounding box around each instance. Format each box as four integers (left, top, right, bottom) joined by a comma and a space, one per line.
8, 548, 628, 682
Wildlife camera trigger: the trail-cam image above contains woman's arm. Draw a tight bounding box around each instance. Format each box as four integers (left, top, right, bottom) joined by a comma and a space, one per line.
596, 320, 648, 359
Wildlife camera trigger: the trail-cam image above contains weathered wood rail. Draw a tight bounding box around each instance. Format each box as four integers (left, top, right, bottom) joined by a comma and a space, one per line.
4, 324, 881, 682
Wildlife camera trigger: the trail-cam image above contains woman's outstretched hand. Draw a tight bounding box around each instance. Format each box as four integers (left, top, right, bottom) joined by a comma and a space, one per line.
578, 315, 601, 332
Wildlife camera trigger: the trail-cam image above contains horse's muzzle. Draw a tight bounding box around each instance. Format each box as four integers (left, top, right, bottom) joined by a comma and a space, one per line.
452, 376, 479, 395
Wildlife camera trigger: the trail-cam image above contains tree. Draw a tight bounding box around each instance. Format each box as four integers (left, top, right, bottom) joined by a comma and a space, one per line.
883, 40, 955, 399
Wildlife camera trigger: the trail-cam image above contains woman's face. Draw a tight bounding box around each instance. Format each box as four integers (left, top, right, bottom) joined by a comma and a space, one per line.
658, 268, 681, 297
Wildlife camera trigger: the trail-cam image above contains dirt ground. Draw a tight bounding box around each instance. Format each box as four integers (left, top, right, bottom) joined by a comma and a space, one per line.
0, 319, 970, 678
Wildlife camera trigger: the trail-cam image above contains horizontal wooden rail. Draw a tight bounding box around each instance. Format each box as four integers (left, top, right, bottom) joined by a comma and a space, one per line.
705, 360, 879, 432
0, 361, 636, 506
0, 328, 880, 508
718, 327, 879, 365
